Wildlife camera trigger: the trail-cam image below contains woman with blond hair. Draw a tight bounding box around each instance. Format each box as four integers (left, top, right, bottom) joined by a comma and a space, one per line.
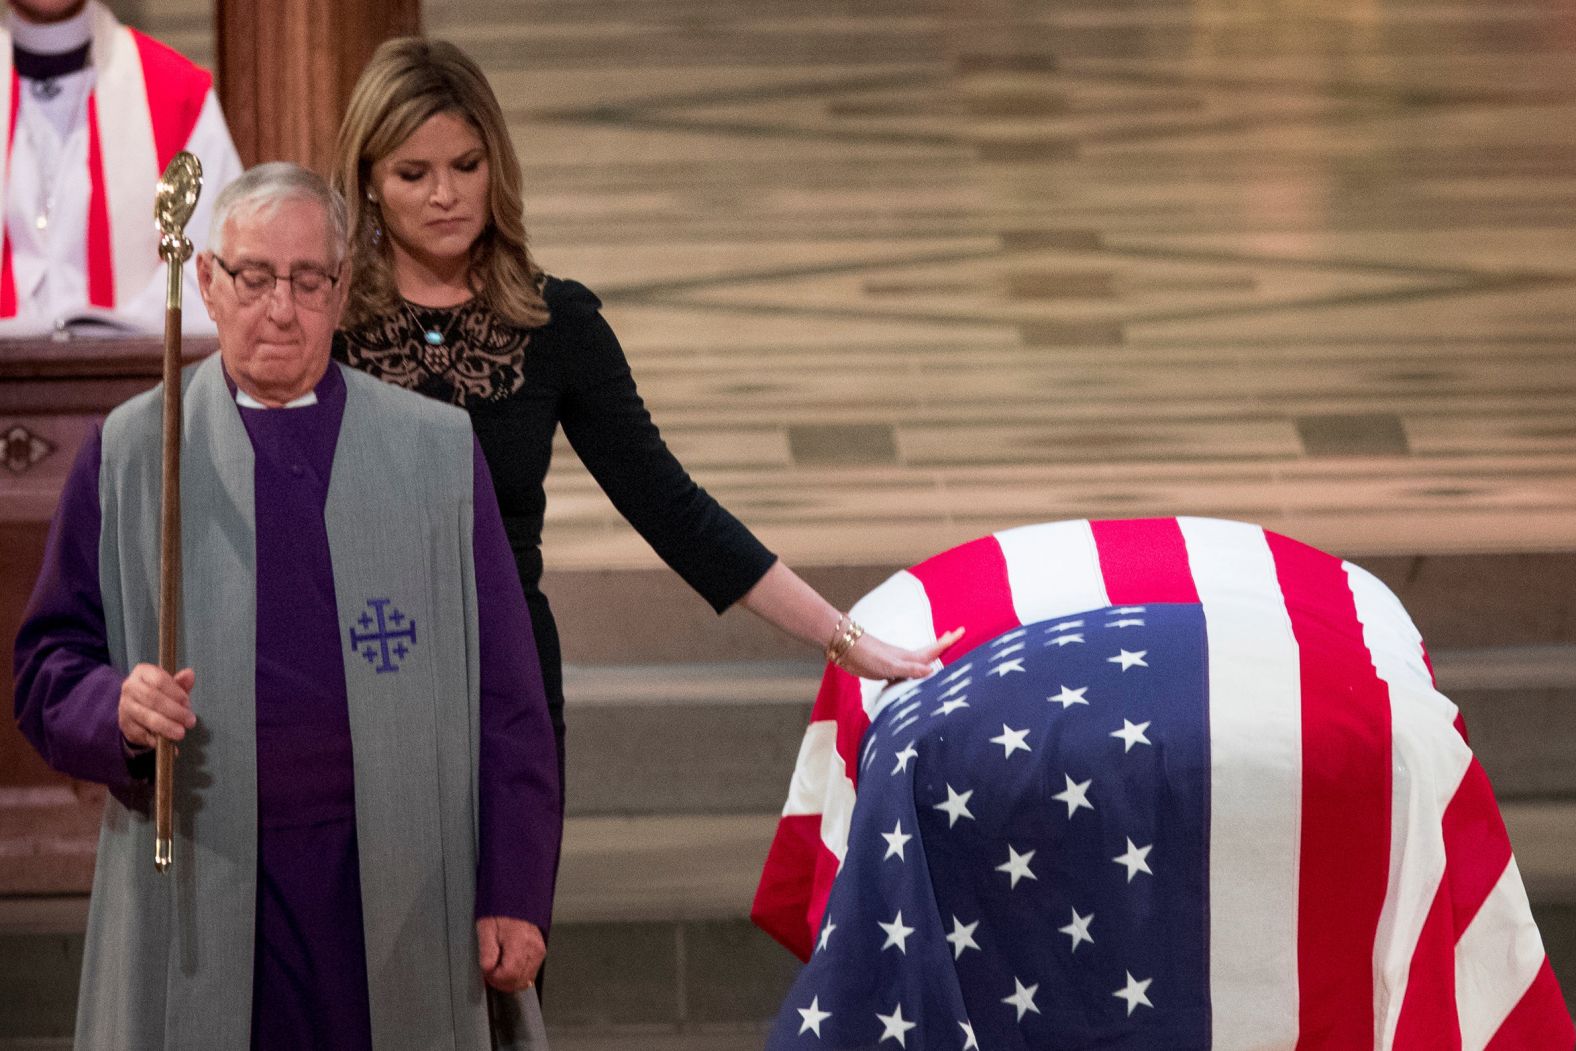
332, 38, 961, 811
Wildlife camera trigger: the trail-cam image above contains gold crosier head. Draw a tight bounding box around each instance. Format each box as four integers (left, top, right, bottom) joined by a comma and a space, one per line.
154, 151, 203, 265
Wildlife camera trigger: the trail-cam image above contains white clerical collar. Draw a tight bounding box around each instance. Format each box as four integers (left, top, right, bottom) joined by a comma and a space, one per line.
235, 388, 319, 410
8, 5, 94, 56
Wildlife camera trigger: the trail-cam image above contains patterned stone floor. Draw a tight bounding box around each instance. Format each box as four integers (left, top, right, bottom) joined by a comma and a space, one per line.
151, 0, 1576, 571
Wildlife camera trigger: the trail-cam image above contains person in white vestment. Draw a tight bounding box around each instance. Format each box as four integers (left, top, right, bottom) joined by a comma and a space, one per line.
0, 0, 242, 337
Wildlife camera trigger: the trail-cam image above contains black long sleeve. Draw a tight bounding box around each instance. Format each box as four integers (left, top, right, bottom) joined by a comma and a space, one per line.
466, 277, 777, 613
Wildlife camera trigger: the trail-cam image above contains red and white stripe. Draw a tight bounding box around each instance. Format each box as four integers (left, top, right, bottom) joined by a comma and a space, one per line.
751, 516, 1573, 1049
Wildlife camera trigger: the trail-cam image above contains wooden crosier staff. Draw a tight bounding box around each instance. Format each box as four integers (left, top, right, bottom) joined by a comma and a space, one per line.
153, 152, 203, 873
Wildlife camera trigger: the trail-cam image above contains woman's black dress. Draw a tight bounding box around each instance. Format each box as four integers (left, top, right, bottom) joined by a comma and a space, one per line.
333, 277, 778, 793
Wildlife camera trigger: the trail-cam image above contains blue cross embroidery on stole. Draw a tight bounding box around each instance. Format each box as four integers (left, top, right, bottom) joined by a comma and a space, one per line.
348, 598, 417, 674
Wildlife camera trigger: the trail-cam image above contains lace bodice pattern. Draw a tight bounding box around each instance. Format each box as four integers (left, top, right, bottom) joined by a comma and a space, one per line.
334, 298, 529, 408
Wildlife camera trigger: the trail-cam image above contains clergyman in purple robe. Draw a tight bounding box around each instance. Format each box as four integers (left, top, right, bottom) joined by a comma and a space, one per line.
13, 162, 560, 1051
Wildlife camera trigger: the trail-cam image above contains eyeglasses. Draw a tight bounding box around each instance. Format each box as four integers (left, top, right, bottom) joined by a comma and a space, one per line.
212, 255, 341, 310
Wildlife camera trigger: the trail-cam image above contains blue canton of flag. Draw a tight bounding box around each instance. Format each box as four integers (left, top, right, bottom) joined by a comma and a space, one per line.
767, 604, 1211, 1050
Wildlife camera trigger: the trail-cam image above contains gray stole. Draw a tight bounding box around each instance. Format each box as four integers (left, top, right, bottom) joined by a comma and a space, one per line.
84, 355, 547, 1050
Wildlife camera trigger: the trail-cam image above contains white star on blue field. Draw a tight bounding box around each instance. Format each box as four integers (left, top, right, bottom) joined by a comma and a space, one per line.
768, 603, 1210, 1049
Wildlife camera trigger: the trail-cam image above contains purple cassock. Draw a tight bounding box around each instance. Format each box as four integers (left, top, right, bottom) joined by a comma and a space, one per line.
13, 364, 561, 1050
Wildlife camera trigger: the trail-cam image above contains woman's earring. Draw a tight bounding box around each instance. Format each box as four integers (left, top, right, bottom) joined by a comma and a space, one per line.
366, 193, 383, 246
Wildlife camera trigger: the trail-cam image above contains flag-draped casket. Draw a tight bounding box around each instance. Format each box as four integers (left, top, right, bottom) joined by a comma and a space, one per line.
752, 517, 1573, 1050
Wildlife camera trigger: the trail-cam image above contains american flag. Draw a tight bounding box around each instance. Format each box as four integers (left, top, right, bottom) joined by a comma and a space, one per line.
753, 517, 1573, 1049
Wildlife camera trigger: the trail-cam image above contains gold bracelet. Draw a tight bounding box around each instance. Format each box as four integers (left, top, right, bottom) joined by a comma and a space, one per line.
836, 622, 865, 667
825, 615, 850, 663
826, 616, 865, 668
830, 623, 857, 664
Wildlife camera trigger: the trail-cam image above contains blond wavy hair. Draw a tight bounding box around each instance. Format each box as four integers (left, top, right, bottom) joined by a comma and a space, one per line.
332, 37, 549, 331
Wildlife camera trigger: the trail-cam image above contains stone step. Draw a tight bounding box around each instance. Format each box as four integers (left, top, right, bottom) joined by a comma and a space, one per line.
6, 642, 1569, 895
2, 802, 1572, 1043
10, 801, 1568, 944
4, 645, 1571, 899
0, 909, 792, 1045
0, 814, 796, 1043
561, 662, 817, 818
560, 645, 1576, 819
542, 551, 1576, 667
1434, 645, 1576, 800
0, 1033, 776, 1051
0, 787, 100, 896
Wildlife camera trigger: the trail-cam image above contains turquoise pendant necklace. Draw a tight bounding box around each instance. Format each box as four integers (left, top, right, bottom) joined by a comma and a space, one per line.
404, 300, 460, 348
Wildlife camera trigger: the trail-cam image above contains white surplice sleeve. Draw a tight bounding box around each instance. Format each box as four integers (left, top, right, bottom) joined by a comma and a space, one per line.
111, 89, 244, 335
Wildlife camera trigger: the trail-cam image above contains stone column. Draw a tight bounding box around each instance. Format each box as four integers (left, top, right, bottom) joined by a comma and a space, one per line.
214, 0, 420, 172
101, 0, 144, 25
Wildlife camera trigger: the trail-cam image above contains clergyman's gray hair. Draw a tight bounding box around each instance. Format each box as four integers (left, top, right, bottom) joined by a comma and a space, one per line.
209, 162, 350, 265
